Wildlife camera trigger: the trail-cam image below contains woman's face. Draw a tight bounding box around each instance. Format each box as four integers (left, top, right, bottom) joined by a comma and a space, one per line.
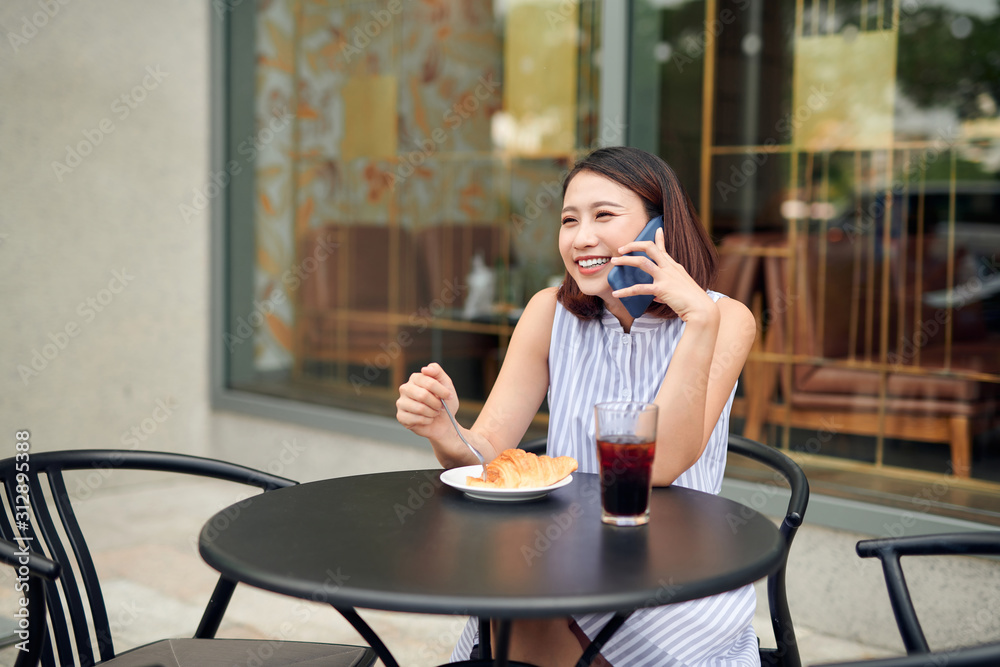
559, 170, 651, 303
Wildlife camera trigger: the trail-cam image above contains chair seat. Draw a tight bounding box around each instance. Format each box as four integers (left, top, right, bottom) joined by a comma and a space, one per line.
789, 386, 991, 416
795, 364, 981, 403
103, 638, 376, 666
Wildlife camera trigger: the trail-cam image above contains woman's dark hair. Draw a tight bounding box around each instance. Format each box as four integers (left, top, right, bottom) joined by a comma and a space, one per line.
556, 146, 718, 320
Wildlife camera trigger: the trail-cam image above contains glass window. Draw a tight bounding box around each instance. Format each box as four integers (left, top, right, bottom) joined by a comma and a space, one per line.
222, 0, 607, 432
629, 0, 1000, 490
220, 0, 1000, 511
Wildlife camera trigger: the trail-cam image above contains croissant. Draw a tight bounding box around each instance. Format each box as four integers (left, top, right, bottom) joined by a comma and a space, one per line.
466, 448, 578, 489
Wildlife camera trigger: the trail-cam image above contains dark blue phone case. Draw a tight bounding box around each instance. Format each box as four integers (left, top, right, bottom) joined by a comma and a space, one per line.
607, 215, 662, 318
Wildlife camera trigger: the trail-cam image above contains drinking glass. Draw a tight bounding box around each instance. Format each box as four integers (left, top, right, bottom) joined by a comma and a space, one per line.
594, 402, 658, 526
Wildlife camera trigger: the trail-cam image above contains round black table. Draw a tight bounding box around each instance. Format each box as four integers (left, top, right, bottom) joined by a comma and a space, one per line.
199, 470, 783, 667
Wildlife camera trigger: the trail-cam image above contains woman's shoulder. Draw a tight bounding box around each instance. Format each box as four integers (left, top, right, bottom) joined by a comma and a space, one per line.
496, 287, 561, 368
524, 286, 560, 316
713, 292, 753, 320
712, 293, 756, 344
510, 287, 560, 338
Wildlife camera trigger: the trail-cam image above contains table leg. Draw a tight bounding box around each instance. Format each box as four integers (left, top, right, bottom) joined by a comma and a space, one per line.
334, 606, 399, 667
478, 617, 492, 660
492, 619, 511, 667
576, 611, 630, 667
194, 577, 236, 637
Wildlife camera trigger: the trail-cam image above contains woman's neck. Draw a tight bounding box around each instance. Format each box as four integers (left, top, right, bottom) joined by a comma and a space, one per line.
603, 299, 635, 334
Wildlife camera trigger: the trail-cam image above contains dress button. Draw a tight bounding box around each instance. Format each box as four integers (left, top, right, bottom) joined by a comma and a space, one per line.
621, 388, 630, 397
622, 336, 630, 345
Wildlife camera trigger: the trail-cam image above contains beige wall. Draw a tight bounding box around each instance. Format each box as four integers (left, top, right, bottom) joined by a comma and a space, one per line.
0, 0, 211, 456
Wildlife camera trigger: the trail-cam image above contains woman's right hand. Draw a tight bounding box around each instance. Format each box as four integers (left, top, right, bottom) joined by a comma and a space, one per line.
396, 363, 466, 460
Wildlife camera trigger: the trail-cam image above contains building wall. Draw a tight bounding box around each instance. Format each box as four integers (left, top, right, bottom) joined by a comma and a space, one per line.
0, 0, 211, 457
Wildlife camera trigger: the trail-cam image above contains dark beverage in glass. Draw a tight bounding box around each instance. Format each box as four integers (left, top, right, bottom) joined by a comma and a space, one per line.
594, 402, 658, 526
597, 436, 655, 520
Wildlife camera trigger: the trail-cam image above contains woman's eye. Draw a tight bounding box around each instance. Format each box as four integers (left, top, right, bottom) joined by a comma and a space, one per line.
595, 210, 612, 218
561, 217, 576, 225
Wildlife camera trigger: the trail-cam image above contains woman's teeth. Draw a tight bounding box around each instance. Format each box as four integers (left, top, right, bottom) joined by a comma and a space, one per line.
579, 258, 609, 269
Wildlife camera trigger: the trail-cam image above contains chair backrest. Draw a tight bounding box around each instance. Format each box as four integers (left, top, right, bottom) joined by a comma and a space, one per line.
0, 450, 296, 666
298, 221, 506, 318
858, 532, 1000, 654
712, 233, 767, 308
519, 434, 811, 667
517, 436, 547, 455
0, 538, 60, 667
298, 223, 402, 312
415, 223, 505, 312
727, 434, 810, 667
813, 531, 1000, 667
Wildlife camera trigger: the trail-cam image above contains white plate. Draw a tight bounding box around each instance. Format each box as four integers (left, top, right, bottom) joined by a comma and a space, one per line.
439, 465, 574, 502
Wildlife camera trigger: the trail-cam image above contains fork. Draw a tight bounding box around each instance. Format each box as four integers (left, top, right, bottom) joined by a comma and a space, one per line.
440, 398, 486, 468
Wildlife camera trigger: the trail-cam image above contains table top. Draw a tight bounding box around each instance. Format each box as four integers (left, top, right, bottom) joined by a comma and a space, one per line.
199, 469, 783, 619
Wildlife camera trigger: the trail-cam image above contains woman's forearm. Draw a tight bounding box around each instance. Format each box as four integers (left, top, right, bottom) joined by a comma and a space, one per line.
651, 306, 721, 484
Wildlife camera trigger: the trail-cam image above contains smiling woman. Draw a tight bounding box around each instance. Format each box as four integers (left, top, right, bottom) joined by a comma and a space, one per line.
396, 146, 757, 666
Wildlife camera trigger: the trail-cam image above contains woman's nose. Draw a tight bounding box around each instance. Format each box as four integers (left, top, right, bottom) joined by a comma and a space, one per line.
573, 222, 598, 248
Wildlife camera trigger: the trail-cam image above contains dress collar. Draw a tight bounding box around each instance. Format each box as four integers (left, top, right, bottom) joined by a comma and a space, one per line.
599, 308, 662, 335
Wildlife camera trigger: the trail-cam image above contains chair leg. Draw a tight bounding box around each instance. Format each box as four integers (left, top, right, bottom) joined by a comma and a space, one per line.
742, 294, 766, 442
744, 295, 780, 443
948, 415, 971, 478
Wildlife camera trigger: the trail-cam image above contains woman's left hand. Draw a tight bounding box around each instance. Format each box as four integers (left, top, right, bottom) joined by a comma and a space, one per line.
610, 227, 717, 323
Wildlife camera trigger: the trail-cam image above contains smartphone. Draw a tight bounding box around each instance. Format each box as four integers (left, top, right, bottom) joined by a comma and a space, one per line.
607, 215, 663, 318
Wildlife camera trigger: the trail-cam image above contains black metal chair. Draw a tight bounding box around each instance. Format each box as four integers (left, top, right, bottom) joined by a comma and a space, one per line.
0, 449, 377, 667
508, 433, 810, 667
813, 532, 1000, 667
518, 436, 548, 456
0, 538, 60, 666
727, 434, 810, 667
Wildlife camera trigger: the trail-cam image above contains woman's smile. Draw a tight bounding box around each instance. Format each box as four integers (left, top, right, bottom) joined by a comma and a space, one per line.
576, 255, 611, 273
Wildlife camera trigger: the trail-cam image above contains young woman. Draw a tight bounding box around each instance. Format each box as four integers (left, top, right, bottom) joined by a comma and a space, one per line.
396, 146, 758, 666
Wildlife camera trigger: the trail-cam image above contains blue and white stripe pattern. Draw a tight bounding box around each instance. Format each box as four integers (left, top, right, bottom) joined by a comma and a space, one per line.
452, 291, 759, 666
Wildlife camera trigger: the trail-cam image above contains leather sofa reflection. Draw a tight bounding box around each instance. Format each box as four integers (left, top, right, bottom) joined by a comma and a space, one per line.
295, 222, 506, 395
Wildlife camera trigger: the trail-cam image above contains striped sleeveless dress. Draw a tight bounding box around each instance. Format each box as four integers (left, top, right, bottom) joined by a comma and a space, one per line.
451, 292, 760, 666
